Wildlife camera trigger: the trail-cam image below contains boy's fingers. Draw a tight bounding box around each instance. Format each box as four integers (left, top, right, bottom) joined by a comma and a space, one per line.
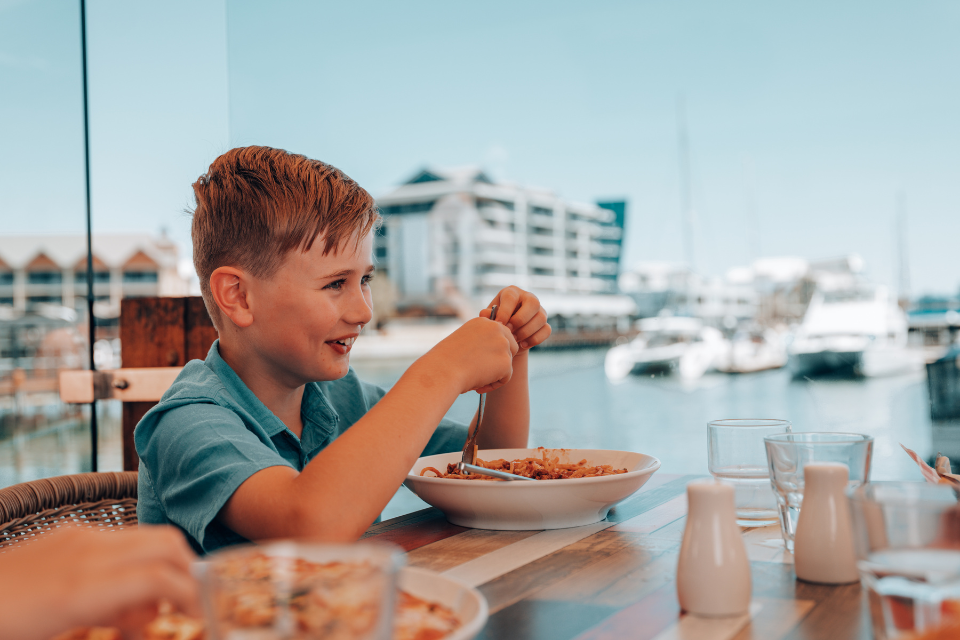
519, 323, 552, 350
512, 308, 548, 342
504, 294, 542, 332
493, 287, 521, 324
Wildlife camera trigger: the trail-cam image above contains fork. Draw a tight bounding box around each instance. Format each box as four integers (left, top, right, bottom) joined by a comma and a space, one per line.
455, 461, 537, 481
460, 304, 498, 468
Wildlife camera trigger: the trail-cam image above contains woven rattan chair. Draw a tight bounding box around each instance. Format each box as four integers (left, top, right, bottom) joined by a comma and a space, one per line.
0, 471, 138, 549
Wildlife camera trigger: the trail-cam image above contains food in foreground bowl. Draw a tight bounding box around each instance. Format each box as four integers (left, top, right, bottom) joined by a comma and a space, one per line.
55, 558, 461, 640
420, 447, 628, 480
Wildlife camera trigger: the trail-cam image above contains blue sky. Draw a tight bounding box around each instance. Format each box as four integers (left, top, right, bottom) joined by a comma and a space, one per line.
2, 0, 958, 295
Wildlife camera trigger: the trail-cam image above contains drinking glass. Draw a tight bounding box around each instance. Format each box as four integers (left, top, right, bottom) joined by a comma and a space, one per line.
764, 432, 873, 552
849, 482, 960, 640
708, 419, 792, 526
198, 541, 403, 639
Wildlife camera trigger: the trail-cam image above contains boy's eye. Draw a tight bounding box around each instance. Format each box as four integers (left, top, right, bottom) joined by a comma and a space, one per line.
324, 279, 346, 291
362, 274, 374, 285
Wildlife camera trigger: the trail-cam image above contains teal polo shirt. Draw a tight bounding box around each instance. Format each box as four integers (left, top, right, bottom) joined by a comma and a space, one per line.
135, 340, 468, 555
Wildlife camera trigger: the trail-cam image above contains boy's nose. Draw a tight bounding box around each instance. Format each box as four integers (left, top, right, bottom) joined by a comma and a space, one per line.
345, 285, 374, 327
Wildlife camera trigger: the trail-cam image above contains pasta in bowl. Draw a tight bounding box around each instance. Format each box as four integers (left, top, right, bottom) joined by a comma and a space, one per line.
405, 448, 660, 530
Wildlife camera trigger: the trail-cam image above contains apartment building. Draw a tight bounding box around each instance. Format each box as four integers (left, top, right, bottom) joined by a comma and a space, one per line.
375, 167, 626, 304
0, 234, 187, 318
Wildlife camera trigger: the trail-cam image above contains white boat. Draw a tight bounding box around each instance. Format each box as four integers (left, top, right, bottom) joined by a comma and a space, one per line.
787, 285, 924, 378
605, 316, 725, 382
715, 327, 788, 374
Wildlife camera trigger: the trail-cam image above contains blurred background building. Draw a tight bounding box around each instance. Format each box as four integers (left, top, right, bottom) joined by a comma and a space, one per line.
0, 233, 189, 384
0, 233, 187, 319
372, 167, 636, 339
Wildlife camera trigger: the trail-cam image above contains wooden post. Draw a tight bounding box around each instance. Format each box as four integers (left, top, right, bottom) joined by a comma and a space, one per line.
119, 297, 218, 471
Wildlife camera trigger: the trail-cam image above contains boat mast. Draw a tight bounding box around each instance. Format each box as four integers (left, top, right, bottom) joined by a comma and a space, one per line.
743, 157, 761, 260
896, 192, 910, 308
676, 95, 695, 271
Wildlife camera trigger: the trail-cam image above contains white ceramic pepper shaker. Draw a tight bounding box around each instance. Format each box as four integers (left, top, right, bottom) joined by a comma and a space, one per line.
677, 481, 752, 617
793, 462, 859, 584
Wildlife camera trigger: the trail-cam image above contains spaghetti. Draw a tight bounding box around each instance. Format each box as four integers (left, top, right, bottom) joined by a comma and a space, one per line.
420, 448, 628, 480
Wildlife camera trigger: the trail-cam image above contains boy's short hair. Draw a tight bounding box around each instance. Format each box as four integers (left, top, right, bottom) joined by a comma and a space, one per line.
191, 146, 380, 330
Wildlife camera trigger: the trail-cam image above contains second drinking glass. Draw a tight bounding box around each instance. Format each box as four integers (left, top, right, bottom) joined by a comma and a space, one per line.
708, 418, 792, 526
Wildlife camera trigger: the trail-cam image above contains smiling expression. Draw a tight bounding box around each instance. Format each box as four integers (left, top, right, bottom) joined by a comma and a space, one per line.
244, 231, 375, 388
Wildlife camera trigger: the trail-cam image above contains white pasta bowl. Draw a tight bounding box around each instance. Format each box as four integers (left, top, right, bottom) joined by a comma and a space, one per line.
400, 566, 488, 640
404, 448, 660, 530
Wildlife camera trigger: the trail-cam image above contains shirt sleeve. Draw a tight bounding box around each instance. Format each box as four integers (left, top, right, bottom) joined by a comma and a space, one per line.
136, 402, 294, 552
358, 378, 469, 456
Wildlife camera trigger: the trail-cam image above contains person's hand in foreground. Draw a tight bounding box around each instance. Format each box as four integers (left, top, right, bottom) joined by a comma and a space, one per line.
0, 525, 200, 640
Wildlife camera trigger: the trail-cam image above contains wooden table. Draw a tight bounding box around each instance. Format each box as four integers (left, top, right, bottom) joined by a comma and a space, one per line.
363, 474, 871, 640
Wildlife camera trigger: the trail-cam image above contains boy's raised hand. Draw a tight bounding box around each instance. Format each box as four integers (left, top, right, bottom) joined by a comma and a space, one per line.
482, 286, 551, 351
427, 316, 519, 395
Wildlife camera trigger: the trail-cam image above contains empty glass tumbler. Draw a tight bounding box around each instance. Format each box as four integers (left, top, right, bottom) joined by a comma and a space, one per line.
764, 432, 873, 552
708, 419, 792, 526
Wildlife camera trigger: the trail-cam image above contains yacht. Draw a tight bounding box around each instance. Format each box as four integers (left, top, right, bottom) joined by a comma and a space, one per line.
605, 316, 725, 381
787, 285, 924, 378
715, 326, 788, 374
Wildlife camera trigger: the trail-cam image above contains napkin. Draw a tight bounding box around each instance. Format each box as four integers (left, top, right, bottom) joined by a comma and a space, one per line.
901, 444, 960, 489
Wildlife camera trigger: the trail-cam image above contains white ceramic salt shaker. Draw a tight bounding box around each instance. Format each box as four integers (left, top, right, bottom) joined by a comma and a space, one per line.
793, 462, 859, 584
677, 481, 752, 617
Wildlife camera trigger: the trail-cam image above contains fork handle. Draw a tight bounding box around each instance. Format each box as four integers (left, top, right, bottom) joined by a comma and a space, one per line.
461, 305, 498, 466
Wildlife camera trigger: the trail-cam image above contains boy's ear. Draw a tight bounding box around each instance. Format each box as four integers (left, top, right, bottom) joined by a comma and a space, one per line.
210, 266, 254, 328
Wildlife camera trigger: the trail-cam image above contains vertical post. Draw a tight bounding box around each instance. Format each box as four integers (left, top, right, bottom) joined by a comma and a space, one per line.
677, 94, 695, 273
119, 297, 218, 470
79, 0, 97, 471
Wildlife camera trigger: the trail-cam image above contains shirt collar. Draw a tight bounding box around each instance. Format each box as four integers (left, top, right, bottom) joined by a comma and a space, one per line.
204, 340, 340, 449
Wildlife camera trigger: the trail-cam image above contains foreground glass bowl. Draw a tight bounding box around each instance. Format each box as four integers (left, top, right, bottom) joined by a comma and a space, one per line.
198, 541, 488, 640
404, 448, 661, 530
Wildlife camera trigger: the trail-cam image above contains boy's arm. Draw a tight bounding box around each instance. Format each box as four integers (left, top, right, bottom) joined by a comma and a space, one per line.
474, 350, 529, 449
218, 317, 518, 544
474, 287, 550, 450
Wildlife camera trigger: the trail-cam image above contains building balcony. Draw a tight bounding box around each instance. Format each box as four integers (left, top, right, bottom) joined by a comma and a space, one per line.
23, 283, 64, 296
528, 274, 566, 291
528, 213, 556, 229
589, 242, 621, 258
591, 261, 619, 276
476, 228, 517, 245
528, 234, 556, 249
594, 226, 623, 240
477, 205, 515, 224
475, 250, 517, 266
566, 277, 610, 293
121, 283, 162, 298
74, 283, 112, 297
478, 272, 519, 288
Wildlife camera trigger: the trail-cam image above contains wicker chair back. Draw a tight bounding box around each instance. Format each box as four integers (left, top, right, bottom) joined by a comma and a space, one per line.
0, 471, 138, 549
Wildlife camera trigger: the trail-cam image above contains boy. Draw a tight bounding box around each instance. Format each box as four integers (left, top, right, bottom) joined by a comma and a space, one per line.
136, 146, 551, 554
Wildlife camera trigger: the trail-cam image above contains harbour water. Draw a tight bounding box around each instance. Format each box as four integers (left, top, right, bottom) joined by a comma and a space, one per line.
1, 348, 956, 517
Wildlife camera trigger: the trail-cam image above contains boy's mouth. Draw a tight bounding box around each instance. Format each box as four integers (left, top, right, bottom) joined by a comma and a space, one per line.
326, 335, 357, 355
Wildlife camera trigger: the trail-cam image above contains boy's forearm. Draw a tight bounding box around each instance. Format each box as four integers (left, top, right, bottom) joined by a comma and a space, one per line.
221, 358, 463, 542
293, 358, 463, 534
476, 350, 530, 449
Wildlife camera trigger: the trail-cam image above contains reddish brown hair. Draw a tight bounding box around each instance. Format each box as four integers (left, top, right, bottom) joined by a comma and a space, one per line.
191, 146, 379, 329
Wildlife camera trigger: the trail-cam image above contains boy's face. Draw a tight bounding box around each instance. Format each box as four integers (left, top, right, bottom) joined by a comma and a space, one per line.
245, 230, 375, 386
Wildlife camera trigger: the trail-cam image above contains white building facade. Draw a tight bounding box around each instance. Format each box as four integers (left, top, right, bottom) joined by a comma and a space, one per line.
375, 168, 626, 306
0, 234, 188, 318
